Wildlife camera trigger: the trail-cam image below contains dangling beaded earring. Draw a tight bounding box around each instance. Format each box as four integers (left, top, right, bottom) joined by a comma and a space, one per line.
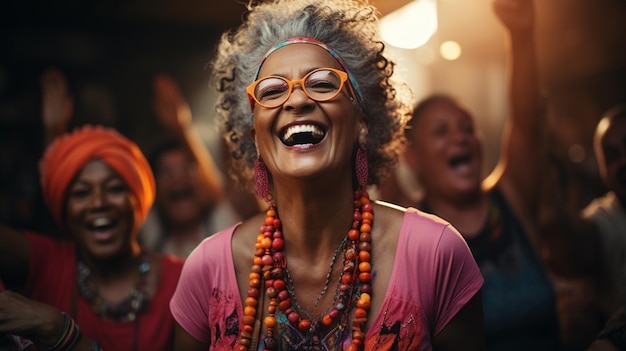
254, 157, 270, 199
356, 143, 368, 189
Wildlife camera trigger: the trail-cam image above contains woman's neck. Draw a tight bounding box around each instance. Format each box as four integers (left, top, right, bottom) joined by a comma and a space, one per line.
423, 191, 490, 238
271, 181, 356, 261
79, 243, 142, 282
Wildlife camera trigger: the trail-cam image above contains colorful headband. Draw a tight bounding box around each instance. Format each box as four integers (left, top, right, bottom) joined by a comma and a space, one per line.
253, 37, 364, 110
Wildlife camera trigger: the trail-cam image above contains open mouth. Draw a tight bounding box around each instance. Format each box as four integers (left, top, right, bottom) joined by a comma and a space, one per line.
87, 218, 117, 232
280, 124, 326, 147
448, 153, 472, 169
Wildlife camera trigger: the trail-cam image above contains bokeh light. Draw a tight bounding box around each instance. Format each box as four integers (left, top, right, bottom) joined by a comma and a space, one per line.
379, 0, 438, 50
439, 40, 462, 61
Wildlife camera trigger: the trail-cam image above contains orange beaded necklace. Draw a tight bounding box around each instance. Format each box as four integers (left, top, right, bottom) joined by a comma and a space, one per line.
239, 190, 373, 351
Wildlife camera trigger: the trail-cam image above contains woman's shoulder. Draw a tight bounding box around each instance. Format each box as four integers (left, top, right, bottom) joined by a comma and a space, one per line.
373, 201, 455, 235
190, 223, 241, 254
372, 200, 405, 230
374, 201, 453, 230
158, 252, 185, 272
374, 202, 469, 257
229, 213, 266, 270
25, 231, 76, 266
231, 213, 266, 247
25, 230, 73, 246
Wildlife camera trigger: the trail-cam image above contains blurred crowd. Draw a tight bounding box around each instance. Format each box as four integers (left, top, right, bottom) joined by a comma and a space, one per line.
1, 0, 625, 350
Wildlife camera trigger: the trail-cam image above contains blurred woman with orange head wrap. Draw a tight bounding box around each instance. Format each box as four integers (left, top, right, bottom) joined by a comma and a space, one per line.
0, 125, 184, 351
40, 125, 155, 232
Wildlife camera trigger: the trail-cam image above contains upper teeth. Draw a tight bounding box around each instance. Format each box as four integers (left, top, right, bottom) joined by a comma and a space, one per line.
282, 124, 324, 141
93, 218, 111, 227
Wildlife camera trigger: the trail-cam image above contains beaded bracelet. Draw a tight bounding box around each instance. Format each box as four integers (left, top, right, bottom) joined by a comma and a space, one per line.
61, 321, 81, 351
46, 312, 81, 351
46, 312, 70, 350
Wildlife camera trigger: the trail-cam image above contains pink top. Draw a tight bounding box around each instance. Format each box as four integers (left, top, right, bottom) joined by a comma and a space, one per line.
170, 208, 483, 350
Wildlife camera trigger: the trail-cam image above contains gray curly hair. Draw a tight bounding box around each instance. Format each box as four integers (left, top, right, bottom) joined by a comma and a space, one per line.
211, 0, 413, 191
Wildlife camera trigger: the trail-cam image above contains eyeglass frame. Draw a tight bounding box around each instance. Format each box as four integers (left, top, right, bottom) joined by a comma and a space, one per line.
246, 67, 358, 110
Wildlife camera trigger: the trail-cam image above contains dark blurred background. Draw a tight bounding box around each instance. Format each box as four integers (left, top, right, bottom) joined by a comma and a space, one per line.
0, 0, 249, 230
1, 0, 625, 231
0, 0, 248, 147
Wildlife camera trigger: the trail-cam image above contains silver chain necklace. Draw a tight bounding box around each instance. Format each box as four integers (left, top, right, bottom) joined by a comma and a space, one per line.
283, 235, 349, 321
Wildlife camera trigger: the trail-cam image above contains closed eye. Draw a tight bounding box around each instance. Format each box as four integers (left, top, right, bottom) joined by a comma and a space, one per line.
106, 183, 127, 194
256, 78, 288, 101
306, 70, 341, 93
69, 188, 90, 199
307, 79, 339, 93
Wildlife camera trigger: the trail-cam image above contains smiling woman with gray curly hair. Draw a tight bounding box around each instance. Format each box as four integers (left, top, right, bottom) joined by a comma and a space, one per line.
212, 0, 412, 190
170, 1, 485, 350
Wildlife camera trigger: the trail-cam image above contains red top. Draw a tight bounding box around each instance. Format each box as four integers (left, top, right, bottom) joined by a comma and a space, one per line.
24, 232, 184, 351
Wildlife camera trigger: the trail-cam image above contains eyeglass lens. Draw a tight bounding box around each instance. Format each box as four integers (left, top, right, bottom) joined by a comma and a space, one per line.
253, 69, 343, 107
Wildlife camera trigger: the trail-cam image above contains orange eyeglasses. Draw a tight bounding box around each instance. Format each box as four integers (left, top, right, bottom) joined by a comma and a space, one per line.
246, 67, 357, 110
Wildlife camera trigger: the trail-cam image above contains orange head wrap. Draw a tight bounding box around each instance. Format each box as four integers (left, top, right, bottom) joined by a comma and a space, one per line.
39, 125, 156, 229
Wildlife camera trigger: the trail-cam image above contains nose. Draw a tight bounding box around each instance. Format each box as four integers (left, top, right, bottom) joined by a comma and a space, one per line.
87, 187, 106, 210
283, 84, 314, 111
451, 127, 471, 144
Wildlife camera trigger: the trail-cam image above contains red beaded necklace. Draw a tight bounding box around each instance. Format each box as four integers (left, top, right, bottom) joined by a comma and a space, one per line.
239, 190, 373, 351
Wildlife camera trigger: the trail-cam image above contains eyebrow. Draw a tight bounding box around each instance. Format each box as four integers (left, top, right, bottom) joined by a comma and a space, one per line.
73, 173, 124, 186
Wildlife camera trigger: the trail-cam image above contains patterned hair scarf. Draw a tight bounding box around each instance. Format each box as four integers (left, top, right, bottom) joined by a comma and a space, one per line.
39, 125, 155, 228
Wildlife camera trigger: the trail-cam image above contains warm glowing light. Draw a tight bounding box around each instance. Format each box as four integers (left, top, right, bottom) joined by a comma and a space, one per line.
568, 144, 586, 163
379, 0, 438, 50
439, 40, 462, 60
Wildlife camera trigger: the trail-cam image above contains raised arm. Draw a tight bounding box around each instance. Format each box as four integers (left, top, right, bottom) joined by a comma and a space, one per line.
152, 74, 224, 206
41, 68, 73, 147
0, 69, 72, 289
484, 0, 544, 215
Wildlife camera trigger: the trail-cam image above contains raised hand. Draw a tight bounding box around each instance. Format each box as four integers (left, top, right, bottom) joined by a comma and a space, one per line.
41, 68, 74, 144
493, 0, 534, 35
152, 74, 192, 136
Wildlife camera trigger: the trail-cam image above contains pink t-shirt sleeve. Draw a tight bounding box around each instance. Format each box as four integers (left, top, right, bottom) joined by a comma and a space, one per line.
169, 234, 218, 343
397, 209, 483, 335
429, 221, 483, 334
